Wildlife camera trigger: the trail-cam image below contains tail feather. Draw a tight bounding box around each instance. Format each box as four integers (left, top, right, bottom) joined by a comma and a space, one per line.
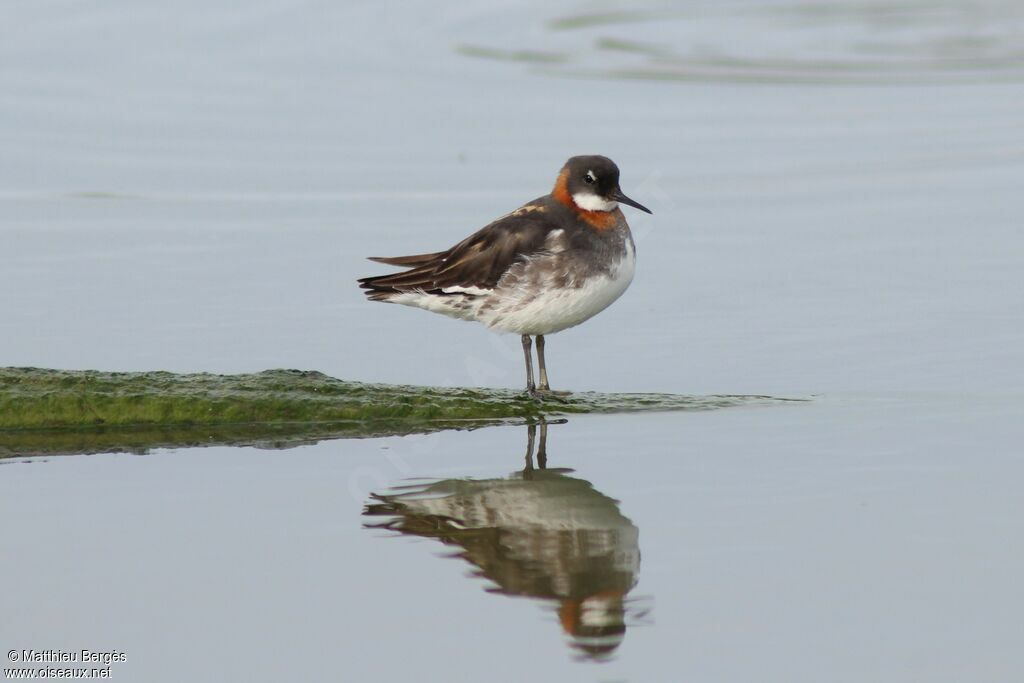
359, 251, 448, 302
357, 273, 404, 301
358, 269, 440, 301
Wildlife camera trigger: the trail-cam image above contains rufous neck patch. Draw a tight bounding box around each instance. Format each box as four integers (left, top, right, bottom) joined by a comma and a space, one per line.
580, 208, 619, 230
552, 168, 574, 207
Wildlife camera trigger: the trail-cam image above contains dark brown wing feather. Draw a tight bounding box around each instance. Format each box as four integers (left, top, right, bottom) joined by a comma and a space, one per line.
358, 205, 556, 298
367, 251, 446, 267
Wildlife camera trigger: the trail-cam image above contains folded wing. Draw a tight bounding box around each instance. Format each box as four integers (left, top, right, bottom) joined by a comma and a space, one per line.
358, 213, 554, 300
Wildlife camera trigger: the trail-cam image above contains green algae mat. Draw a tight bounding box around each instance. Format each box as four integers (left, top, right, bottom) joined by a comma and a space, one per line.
0, 367, 803, 456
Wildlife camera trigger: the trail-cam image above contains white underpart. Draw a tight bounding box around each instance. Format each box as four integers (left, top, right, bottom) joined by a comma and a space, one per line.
572, 192, 618, 212
483, 239, 636, 335
388, 289, 482, 321
441, 285, 492, 296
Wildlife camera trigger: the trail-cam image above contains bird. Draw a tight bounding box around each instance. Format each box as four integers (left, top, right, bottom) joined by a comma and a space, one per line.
358, 155, 651, 398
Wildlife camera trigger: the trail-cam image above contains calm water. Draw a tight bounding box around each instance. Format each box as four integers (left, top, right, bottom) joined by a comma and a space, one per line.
2, 1, 1023, 681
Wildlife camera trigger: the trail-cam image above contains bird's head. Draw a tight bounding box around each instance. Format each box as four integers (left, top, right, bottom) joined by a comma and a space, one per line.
555, 155, 652, 215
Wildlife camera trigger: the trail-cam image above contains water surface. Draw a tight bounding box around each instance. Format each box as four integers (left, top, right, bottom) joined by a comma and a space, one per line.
2, 0, 1023, 681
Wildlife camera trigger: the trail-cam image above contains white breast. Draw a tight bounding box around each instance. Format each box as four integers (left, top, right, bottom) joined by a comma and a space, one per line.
482, 240, 636, 336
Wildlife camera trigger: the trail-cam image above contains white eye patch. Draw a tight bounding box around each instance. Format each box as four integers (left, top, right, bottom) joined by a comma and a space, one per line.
585, 170, 597, 183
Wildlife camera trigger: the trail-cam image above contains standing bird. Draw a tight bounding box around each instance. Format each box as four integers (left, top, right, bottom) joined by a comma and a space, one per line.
358, 155, 651, 397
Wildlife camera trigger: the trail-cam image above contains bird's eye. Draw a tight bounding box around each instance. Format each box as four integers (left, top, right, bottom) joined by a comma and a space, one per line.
584, 171, 596, 184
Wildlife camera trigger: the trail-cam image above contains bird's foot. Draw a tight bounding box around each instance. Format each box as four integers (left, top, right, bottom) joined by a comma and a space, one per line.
525, 387, 572, 403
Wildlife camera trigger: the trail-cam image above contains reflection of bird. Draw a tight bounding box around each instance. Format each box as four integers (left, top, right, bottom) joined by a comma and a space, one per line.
364, 422, 643, 660
358, 156, 651, 397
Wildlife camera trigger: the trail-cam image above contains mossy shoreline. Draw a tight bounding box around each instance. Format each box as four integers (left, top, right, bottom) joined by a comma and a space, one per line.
0, 367, 804, 456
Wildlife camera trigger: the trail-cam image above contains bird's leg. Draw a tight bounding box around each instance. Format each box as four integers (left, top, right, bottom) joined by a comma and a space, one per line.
536, 334, 551, 392
521, 334, 537, 396
534, 336, 570, 400
522, 422, 537, 477
537, 420, 548, 469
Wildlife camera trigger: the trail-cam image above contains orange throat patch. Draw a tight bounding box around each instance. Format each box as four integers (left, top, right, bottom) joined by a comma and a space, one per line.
552, 168, 620, 231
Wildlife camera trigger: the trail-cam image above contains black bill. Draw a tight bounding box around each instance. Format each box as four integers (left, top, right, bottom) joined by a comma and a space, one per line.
612, 188, 652, 214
